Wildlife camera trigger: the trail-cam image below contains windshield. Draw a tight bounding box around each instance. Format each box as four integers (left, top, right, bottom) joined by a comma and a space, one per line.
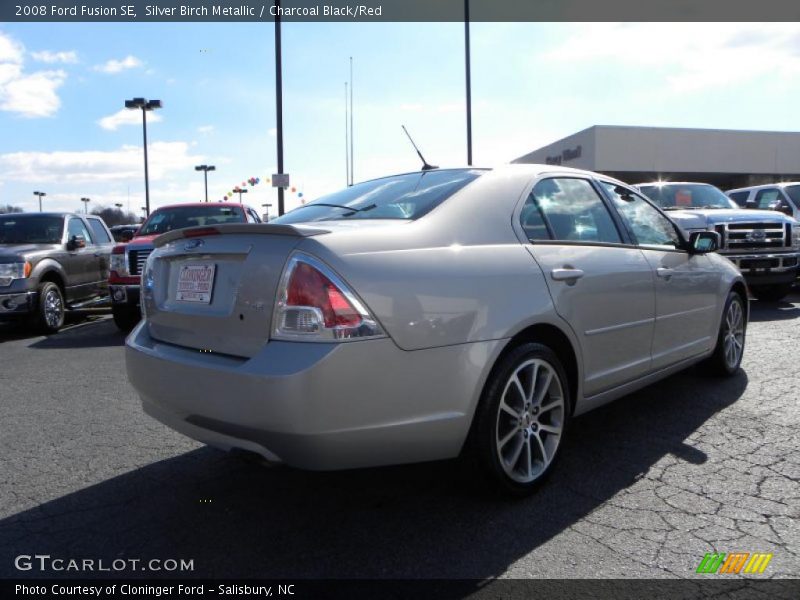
784, 185, 800, 210
638, 184, 737, 210
272, 169, 486, 224
137, 205, 244, 236
0, 215, 64, 244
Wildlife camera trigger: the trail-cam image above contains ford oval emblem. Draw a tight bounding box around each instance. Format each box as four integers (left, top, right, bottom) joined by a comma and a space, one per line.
184, 239, 205, 251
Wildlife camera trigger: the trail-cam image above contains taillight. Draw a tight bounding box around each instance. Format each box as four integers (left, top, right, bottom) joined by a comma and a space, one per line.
272, 253, 384, 341
183, 227, 220, 238
110, 245, 129, 277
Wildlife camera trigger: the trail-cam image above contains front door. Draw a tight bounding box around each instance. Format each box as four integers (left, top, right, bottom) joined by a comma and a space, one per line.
599, 182, 721, 369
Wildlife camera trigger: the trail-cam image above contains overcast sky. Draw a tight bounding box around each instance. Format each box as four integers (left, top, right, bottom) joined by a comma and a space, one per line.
2, 22, 800, 216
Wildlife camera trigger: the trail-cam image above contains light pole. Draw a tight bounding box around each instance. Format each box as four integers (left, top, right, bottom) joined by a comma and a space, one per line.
274, 1, 285, 216
125, 97, 162, 217
233, 187, 248, 204
80, 197, 90, 214
195, 164, 216, 202
464, 0, 472, 165
262, 203, 273, 221
33, 191, 46, 212
114, 203, 123, 209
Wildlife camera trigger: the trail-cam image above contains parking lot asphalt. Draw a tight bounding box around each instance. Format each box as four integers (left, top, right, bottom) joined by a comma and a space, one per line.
1, 296, 799, 581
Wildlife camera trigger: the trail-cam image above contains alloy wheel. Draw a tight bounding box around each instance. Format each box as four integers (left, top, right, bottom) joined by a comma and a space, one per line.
44, 288, 63, 329
723, 298, 744, 370
495, 358, 565, 484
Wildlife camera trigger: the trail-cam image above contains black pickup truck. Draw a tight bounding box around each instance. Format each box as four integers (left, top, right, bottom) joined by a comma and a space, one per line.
0, 213, 114, 333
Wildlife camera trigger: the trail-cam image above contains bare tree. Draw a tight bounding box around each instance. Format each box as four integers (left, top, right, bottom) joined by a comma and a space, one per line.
90, 206, 140, 227
0, 204, 24, 214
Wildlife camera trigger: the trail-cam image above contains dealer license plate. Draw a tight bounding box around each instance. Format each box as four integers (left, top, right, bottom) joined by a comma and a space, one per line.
176, 264, 216, 303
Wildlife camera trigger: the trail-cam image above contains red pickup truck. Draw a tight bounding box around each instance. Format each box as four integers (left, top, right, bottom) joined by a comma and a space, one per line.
109, 202, 262, 331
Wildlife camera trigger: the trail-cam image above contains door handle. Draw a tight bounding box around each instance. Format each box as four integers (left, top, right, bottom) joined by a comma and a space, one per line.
551, 268, 585, 282
656, 267, 674, 279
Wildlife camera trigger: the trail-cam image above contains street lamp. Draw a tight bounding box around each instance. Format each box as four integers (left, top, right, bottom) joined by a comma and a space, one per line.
194, 165, 216, 202
233, 187, 248, 204
80, 197, 90, 214
33, 191, 46, 212
262, 203, 273, 222
114, 203, 123, 209
125, 97, 162, 217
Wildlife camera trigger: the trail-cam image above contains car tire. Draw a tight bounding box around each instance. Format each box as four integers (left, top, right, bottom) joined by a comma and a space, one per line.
703, 290, 746, 376
750, 283, 792, 302
467, 343, 571, 496
32, 281, 65, 334
112, 305, 140, 332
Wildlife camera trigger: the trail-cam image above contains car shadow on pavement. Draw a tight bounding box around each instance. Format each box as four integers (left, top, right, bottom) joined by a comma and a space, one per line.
0, 315, 125, 348
0, 366, 748, 581
748, 292, 800, 322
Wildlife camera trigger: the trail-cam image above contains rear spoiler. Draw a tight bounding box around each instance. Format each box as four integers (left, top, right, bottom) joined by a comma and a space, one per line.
153, 223, 330, 248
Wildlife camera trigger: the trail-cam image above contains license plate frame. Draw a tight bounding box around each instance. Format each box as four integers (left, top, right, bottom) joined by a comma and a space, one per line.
175, 263, 216, 303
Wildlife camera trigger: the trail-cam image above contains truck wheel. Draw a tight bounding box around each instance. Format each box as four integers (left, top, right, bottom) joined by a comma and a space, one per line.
32, 281, 65, 334
750, 284, 792, 302
703, 290, 746, 376
112, 305, 140, 332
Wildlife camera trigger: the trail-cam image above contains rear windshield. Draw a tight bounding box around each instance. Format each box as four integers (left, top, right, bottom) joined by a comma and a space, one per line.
0, 215, 64, 244
639, 184, 737, 210
137, 206, 244, 236
784, 185, 800, 210
272, 169, 486, 223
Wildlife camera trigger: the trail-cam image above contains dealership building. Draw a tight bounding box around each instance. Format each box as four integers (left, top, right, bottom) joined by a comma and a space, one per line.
513, 125, 800, 191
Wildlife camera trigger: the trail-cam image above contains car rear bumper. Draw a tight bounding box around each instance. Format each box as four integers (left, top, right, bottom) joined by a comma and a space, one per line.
126, 322, 504, 470
0, 291, 36, 317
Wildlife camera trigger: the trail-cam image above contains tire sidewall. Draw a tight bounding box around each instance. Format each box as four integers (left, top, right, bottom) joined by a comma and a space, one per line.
472, 342, 572, 496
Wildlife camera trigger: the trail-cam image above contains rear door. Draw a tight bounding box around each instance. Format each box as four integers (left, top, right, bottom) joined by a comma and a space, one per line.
519, 176, 656, 397
85, 217, 114, 294
599, 181, 721, 369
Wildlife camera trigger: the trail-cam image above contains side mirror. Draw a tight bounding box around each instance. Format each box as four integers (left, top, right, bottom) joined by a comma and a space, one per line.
689, 231, 720, 254
767, 200, 793, 216
67, 234, 86, 250
120, 230, 134, 242
745, 200, 757, 209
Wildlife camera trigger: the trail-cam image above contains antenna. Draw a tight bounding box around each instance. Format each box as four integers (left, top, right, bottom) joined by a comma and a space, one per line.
402, 125, 438, 171
349, 56, 354, 186
345, 81, 350, 186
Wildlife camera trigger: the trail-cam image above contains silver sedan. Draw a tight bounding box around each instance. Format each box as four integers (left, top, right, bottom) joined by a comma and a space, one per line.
126, 164, 747, 495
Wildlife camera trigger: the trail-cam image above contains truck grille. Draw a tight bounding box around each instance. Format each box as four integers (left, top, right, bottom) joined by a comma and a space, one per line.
128, 248, 153, 276
715, 222, 790, 252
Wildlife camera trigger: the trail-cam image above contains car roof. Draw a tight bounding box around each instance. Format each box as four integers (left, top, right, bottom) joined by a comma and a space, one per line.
153, 202, 247, 210
726, 182, 800, 193
347, 163, 630, 188
0, 212, 80, 218
633, 181, 715, 187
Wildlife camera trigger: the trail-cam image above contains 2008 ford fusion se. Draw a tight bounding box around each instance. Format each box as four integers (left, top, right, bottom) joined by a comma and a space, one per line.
126, 164, 747, 494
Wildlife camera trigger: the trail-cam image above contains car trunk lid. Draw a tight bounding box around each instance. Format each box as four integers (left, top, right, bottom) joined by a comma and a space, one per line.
144, 223, 329, 358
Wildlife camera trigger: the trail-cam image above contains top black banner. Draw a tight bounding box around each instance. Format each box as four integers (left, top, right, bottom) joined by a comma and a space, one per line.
3, 0, 800, 22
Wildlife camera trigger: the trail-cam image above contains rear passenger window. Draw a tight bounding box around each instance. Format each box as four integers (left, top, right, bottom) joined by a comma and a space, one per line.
87, 219, 111, 243
520, 178, 621, 244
